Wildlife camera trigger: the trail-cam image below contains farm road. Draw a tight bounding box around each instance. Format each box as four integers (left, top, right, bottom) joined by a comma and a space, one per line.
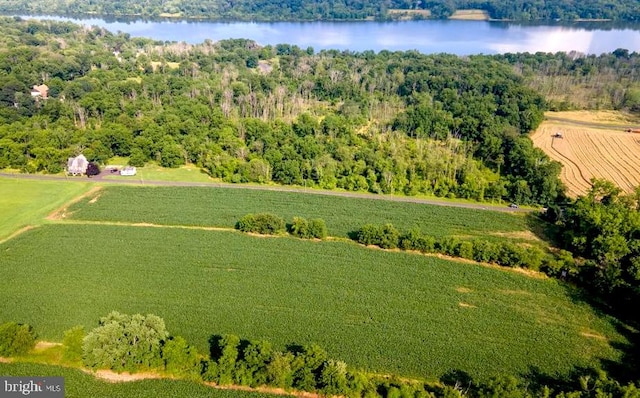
0, 172, 529, 213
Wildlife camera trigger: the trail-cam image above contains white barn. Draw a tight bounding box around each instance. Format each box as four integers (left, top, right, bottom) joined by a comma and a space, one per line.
67, 154, 88, 176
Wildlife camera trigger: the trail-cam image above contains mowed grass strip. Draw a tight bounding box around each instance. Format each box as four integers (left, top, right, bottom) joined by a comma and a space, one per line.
67, 186, 528, 239
0, 363, 278, 398
0, 178, 91, 240
0, 224, 623, 379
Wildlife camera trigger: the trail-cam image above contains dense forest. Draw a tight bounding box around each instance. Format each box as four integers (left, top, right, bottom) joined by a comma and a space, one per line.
0, 0, 639, 21
0, 17, 562, 205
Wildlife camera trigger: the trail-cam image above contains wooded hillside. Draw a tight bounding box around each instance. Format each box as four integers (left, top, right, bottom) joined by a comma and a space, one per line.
0, 17, 562, 205
0, 0, 639, 21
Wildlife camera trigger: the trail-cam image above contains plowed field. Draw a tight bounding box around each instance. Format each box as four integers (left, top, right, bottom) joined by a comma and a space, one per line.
531, 111, 640, 197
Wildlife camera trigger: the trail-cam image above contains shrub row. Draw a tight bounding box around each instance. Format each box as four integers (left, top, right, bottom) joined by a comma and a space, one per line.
354, 224, 551, 270
236, 213, 327, 239
74, 312, 434, 395
4, 314, 636, 397
289, 217, 328, 239
236, 213, 286, 235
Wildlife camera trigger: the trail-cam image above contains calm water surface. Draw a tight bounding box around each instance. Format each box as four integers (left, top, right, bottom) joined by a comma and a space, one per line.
16, 15, 640, 55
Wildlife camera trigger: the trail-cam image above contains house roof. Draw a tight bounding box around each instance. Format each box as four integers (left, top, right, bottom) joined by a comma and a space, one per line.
31, 84, 49, 98
67, 154, 88, 172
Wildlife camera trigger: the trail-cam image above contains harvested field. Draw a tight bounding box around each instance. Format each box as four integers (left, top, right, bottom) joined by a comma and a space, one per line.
449, 9, 489, 20
531, 111, 640, 197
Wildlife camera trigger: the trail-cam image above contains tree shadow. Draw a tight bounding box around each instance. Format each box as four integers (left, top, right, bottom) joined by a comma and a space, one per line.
208, 334, 223, 360
524, 212, 560, 244
558, 283, 640, 383
599, 321, 640, 383
519, 366, 573, 392
439, 369, 474, 393
209, 334, 253, 361
346, 230, 359, 241
285, 343, 304, 355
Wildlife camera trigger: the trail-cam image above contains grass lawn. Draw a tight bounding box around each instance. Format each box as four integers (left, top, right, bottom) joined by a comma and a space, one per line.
0, 177, 90, 241
67, 185, 533, 242
0, 363, 279, 398
0, 224, 624, 379
103, 163, 214, 183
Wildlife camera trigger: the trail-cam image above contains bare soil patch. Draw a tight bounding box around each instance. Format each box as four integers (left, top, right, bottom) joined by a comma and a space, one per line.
91, 369, 319, 397
35, 342, 62, 350
47, 186, 102, 220
458, 302, 477, 308
88, 194, 101, 204
456, 287, 473, 293
489, 230, 541, 242
499, 289, 532, 295
581, 331, 608, 341
92, 369, 165, 383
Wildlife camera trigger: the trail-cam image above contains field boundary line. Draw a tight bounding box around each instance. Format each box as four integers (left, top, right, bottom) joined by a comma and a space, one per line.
52, 219, 240, 233
0, 225, 38, 245
46, 185, 103, 221
49, 220, 548, 279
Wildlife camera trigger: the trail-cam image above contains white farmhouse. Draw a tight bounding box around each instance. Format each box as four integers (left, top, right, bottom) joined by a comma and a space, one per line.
67, 154, 88, 176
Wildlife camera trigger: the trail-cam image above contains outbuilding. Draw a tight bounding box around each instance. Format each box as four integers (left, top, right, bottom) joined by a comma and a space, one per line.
120, 166, 137, 176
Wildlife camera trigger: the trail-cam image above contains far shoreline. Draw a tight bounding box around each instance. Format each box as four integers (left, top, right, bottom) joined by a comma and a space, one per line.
2, 11, 621, 24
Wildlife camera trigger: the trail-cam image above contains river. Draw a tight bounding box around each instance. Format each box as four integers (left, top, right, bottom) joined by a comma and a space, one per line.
13, 15, 640, 55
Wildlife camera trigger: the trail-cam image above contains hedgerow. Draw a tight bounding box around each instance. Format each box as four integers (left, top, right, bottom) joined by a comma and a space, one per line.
235, 213, 286, 235
288, 217, 327, 239
355, 223, 558, 272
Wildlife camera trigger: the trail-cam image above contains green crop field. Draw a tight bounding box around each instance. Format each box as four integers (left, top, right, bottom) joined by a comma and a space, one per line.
0, 177, 90, 240
0, 223, 624, 380
67, 186, 532, 241
0, 363, 279, 398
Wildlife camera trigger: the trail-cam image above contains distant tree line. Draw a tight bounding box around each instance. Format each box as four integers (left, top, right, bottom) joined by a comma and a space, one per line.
494, 50, 640, 111
0, 0, 639, 21
0, 18, 563, 205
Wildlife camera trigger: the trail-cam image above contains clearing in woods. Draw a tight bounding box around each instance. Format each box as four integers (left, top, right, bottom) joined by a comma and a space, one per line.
448, 9, 490, 20
531, 111, 640, 197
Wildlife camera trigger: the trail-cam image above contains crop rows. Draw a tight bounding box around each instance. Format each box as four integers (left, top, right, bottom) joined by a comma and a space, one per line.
532, 124, 640, 197
0, 224, 623, 379
67, 186, 529, 241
